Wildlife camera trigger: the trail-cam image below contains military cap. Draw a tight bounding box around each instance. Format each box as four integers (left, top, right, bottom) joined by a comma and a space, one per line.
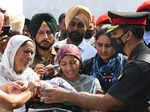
107, 11, 150, 33
96, 13, 111, 26
30, 13, 57, 39
136, 0, 150, 12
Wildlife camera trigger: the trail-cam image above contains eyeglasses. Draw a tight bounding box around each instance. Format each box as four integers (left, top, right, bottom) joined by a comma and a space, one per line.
69, 21, 84, 28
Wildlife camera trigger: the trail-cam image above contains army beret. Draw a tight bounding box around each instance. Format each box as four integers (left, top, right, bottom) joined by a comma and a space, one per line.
96, 13, 111, 26
136, 0, 150, 12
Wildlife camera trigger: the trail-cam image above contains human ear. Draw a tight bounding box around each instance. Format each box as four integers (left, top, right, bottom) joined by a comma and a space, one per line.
126, 31, 132, 41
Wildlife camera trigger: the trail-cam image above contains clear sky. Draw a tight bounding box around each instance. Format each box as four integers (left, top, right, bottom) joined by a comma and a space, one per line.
0, 0, 144, 22
23, 0, 144, 21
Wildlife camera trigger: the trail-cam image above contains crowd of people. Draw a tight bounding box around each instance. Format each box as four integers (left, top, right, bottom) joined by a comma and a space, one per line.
0, 0, 150, 112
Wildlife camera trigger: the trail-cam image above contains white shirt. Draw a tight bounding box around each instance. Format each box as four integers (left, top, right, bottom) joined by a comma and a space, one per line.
53, 39, 97, 61
84, 36, 96, 47
144, 31, 150, 45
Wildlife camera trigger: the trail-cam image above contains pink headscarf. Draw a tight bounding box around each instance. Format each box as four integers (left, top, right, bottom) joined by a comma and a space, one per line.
57, 44, 81, 64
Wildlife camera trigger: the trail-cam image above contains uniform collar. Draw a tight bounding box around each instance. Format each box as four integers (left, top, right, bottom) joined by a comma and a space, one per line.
129, 42, 146, 60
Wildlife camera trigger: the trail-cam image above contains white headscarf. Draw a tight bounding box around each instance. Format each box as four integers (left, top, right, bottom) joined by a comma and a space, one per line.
0, 35, 39, 86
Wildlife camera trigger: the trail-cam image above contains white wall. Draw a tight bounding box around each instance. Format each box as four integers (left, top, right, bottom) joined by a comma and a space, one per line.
2, 0, 143, 22
23, 0, 143, 21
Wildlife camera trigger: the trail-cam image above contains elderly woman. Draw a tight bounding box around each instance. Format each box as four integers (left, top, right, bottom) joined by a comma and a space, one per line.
82, 25, 127, 93
0, 35, 39, 112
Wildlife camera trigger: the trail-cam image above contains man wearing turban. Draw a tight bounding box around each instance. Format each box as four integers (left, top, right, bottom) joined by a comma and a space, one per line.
29, 13, 57, 79
54, 5, 97, 61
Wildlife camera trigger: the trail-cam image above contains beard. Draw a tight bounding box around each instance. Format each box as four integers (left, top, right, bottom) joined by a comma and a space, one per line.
68, 31, 84, 44
35, 40, 53, 50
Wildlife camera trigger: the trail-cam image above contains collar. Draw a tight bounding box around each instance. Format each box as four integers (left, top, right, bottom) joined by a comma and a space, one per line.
129, 42, 146, 60
144, 31, 150, 45
78, 39, 87, 52
66, 38, 85, 52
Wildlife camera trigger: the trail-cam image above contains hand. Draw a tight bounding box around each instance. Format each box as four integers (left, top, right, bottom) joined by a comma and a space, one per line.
40, 85, 69, 104
34, 64, 45, 79
0, 81, 26, 94
44, 64, 55, 77
28, 80, 40, 96
96, 89, 104, 94
0, 35, 9, 53
0, 35, 9, 42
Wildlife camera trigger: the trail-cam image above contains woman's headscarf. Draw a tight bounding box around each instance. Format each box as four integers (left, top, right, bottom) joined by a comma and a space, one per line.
57, 44, 81, 64
0, 35, 39, 84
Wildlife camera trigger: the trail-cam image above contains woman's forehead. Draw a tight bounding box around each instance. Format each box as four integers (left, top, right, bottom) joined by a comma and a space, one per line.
21, 41, 34, 50
61, 55, 78, 61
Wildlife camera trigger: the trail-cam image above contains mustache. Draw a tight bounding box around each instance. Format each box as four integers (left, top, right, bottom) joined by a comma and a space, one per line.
40, 39, 51, 43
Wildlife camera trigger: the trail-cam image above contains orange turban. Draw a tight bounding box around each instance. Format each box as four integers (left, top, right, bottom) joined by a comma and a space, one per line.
65, 5, 92, 30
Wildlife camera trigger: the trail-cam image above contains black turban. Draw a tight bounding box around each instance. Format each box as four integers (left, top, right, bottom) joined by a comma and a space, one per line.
30, 13, 57, 38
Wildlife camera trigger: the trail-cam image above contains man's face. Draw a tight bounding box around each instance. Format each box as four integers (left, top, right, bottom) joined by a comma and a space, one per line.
35, 23, 55, 49
84, 22, 95, 39
59, 18, 67, 40
108, 28, 128, 53
67, 17, 86, 44
59, 18, 66, 32
110, 28, 124, 39
68, 17, 86, 33
23, 25, 31, 37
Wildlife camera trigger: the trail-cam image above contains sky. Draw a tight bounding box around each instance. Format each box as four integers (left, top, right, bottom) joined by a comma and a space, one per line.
0, 0, 144, 22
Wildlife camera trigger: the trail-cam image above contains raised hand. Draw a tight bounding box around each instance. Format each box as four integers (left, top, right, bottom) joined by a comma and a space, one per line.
34, 64, 45, 79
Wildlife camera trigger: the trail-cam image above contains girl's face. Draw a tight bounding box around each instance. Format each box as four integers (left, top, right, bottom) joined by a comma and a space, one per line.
60, 55, 80, 81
